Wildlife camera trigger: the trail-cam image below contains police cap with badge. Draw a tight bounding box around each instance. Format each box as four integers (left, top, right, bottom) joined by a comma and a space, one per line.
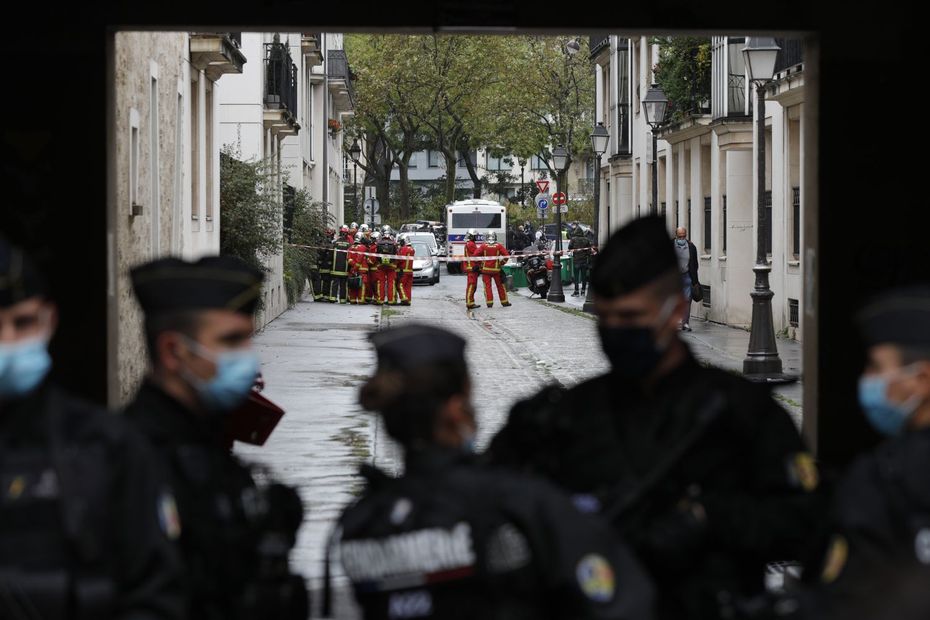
857, 285, 930, 350
590, 215, 678, 297
0, 235, 48, 308
130, 255, 264, 318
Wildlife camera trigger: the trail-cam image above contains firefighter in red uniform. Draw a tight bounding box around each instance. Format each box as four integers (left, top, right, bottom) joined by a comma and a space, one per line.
396, 237, 415, 306
367, 231, 381, 305
464, 228, 481, 310
348, 222, 358, 244
348, 234, 368, 304
477, 230, 511, 308
376, 227, 400, 305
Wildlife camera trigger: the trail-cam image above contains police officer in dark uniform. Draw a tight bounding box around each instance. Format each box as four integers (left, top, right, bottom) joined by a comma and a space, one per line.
329, 323, 655, 620
486, 216, 822, 620
0, 237, 184, 619
799, 286, 930, 620
125, 256, 308, 620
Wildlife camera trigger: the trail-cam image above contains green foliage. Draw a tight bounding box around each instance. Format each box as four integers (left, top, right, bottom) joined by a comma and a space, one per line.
219, 145, 283, 276
652, 37, 712, 123
283, 190, 333, 306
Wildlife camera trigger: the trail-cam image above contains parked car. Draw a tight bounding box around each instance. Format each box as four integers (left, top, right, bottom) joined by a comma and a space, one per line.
410, 241, 440, 285
399, 231, 440, 256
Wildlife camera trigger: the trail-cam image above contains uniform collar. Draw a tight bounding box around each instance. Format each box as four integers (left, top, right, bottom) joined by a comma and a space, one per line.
126, 380, 225, 445
404, 445, 472, 474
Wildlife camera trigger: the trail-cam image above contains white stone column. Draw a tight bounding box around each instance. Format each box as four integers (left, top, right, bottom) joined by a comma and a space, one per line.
724, 148, 753, 326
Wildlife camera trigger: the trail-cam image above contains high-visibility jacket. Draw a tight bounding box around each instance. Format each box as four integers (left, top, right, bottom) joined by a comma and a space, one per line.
398, 245, 416, 272
464, 240, 480, 270
477, 242, 509, 274
331, 238, 351, 276
367, 242, 379, 271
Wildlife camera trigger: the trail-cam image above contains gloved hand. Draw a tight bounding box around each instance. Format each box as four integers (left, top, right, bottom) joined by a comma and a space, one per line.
638, 501, 708, 574
472, 264, 482, 274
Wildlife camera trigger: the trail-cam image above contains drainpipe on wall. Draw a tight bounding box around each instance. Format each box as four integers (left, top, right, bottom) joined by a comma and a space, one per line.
322, 34, 328, 214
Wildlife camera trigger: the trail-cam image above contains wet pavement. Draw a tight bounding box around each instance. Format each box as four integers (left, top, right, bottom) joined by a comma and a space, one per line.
235, 268, 806, 617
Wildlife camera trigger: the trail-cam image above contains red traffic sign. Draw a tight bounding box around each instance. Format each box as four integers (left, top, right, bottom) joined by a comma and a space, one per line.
553, 192, 567, 205
535, 180, 549, 194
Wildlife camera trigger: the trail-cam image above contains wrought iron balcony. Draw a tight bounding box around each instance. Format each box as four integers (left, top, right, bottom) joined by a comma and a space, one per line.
264, 39, 299, 135
189, 32, 246, 81
589, 33, 610, 58
327, 49, 356, 112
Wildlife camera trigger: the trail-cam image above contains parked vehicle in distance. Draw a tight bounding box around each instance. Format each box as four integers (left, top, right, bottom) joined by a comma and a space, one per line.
410, 241, 440, 285
445, 199, 507, 274
399, 232, 440, 256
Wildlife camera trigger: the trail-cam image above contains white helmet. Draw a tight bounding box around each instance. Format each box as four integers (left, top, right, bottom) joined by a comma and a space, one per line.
350, 222, 358, 230
359, 223, 370, 233
466, 228, 478, 240
487, 231, 497, 243
381, 225, 393, 238
372, 231, 381, 240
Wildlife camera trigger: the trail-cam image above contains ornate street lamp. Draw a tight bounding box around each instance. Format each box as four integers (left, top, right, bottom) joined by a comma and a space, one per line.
642, 84, 668, 216
566, 38, 581, 56
547, 144, 569, 303
584, 122, 610, 314
741, 37, 791, 382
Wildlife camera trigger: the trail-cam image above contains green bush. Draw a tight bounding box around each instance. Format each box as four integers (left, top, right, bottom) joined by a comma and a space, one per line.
283, 190, 333, 306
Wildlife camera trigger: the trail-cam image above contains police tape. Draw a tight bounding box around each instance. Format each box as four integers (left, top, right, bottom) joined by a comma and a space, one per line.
285, 242, 596, 264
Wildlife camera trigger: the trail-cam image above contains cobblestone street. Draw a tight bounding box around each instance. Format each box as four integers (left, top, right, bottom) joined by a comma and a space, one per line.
235, 271, 805, 617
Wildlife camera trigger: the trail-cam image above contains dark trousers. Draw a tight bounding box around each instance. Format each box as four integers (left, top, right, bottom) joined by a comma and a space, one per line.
572, 265, 588, 291
310, 270, 322, 299
330, 276, 348, 304
321, 271, 333, 301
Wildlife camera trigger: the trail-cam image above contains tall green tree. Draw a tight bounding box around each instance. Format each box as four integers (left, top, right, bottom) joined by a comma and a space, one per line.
652, 37, 712, 123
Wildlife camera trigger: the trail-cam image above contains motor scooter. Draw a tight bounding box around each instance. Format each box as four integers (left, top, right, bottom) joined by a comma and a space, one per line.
519, 243, 550, 298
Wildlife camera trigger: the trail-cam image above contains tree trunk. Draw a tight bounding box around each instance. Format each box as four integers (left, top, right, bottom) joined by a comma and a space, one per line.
398, 153, 412, 221
443, 150, 458, 204
461, 150, 482, 199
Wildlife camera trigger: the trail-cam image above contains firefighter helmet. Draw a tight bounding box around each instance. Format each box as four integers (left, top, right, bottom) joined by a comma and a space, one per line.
398, 236, 407, 246
381, 225, 393, 238
487, 231, 498, 244
466, 228, 478, 240
359, 223, 370, 233
372, 231, 381, 240
350, 222, 358, 230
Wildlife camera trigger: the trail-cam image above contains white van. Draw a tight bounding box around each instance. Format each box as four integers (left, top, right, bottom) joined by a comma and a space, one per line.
445, 199, 507, 274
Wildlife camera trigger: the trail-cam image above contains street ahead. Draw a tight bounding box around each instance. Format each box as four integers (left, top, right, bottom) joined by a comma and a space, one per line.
235, 271, 803, 617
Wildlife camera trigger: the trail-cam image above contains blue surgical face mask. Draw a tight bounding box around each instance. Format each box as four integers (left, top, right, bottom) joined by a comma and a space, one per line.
0, 337, 52, 399
180, 336, 260, 413
858, 366, 922, 436
676, 238, 688, 247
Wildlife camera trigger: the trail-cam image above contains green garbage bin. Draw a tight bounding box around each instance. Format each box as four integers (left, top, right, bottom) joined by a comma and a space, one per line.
502, 263, 527, 289
560, 255, 573, 284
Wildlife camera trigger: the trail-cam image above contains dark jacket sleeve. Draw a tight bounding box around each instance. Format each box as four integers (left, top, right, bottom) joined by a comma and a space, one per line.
502, 474, 656, 620
688, 241, 699, 284
697, 383, 827, 560
113, 424, 186, 620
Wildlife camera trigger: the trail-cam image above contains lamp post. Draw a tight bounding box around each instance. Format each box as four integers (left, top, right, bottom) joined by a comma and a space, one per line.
642, 84, 669, 216
741, 37, 790, 382
548, 144, 569, 303
349, 139, 361, 224
583, 122, 610, 314
519, 157, 526, 206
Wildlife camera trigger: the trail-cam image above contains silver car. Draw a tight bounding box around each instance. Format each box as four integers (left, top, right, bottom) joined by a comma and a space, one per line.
410, 241, 440, 285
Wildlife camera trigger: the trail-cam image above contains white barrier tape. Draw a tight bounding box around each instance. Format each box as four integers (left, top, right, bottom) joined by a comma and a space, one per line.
286, 243, 596, 264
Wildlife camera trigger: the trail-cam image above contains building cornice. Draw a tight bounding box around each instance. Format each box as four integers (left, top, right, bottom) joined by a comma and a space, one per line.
768, 67, 805, 108
710, 117, 754, 151
656, 114, 713, 145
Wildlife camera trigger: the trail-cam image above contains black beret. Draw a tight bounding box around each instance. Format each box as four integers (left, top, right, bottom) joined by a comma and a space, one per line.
370, 324, 467, 373
857, 285, 930, 349
130, 256, 264, 317
590, 215, 678, 297
0, 236, 48, 308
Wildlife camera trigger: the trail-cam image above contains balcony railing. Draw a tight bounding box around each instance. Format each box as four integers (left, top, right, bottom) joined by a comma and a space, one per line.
774, 38, 804, 73
264, 41, 298, 120
327, 49, 356, 108
589, 34, 610, 58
